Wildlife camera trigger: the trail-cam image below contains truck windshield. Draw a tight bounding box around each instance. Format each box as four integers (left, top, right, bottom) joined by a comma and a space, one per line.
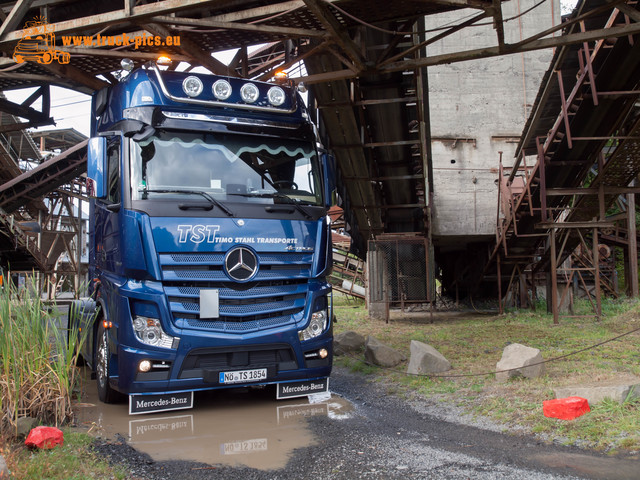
130, 131, 322, 206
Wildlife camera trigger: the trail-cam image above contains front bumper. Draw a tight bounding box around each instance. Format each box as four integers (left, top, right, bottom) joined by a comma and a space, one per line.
114, 331, 332, 395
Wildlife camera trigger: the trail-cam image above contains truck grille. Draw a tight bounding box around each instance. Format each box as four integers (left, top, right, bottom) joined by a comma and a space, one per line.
159, 252, 313, 333
178, 344, 298, 379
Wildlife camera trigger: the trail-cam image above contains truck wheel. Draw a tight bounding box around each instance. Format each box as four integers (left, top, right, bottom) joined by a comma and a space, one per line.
67, 302, 85, 366
96, 320, 118, 403
67, 326, 86, 366
39, 51, 53, 64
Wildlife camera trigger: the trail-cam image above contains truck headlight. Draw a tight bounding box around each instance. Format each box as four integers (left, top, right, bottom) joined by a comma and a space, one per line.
212, 79, 232, 100
240, 83, 259, 103
132, 315, 178, 349
267, 86, 285, 106
182, 76, 203, 97
298, 309, 328, 342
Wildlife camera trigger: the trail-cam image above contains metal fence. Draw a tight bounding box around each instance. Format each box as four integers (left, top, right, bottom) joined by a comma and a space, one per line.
367, 235, 434, 313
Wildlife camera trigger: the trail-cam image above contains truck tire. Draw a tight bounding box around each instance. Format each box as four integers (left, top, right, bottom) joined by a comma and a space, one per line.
39, 51, 53, 64
67, 301, 86, 366
96, 320, 118, 403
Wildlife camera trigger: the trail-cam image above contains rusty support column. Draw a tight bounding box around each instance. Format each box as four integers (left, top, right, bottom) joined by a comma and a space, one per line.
455, 282, 459, 308
497, 253, 503, 314
530, 268, 536, 311
519, 267, 527, 308
550, 228, 559, 324
593, 227, 602, 320
537, 137, 548, 222
627, 190, 638, 297
556, 70, 573, 149
580, 21, 599, 106
598, 153, 606, 220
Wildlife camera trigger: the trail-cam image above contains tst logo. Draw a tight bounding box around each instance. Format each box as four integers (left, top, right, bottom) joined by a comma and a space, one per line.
177, 225, 220, 244
13, 17, 70, 65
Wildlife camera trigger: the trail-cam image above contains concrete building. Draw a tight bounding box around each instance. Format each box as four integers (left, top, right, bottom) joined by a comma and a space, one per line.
425, 0, 561, 292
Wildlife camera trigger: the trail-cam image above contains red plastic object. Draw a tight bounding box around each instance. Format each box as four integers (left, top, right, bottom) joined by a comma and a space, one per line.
24, 426, 64, 449
543, 396, 590, 420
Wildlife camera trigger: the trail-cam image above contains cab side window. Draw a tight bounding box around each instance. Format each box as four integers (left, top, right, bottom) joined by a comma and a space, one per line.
106, 139, 120, 204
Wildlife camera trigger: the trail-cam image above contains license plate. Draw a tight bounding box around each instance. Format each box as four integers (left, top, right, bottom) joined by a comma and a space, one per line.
221, 438, 268, 455
219, 368, 267, 384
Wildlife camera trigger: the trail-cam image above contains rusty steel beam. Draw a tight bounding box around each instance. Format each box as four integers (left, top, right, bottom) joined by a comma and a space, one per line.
490, 0, 505, 52
0, 0, 238, 46
535, 221, 616, 229
351, 204, 425, 210
0, 88, 54, 127
545, 187, 640, 196
40, 61, 110, 91
0, 139, 88, 213
300, 20, 640, 85
342, 174, 424, 181
378, 13, 488, 68
56, 46, 191, 62
149, 14, 327, 39
0, 0, 35, 40
143, 22, 234, 76
301, 0, 366, 72
627, 189, 639, 297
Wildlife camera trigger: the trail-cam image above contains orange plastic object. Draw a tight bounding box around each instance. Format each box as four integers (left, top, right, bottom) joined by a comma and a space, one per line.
25, 426, 64, 449
543, 396, 590, 420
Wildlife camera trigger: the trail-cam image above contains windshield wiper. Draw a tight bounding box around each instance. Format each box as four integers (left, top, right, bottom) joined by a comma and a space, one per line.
140, 188, 234, 217
229, 191, 313, 220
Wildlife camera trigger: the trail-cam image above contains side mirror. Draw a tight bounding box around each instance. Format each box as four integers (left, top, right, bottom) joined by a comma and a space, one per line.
87, 137, 107, 199
322, 153, 336, 209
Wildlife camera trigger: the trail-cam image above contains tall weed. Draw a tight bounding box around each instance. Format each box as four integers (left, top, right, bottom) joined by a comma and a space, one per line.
0, 275, 86, 437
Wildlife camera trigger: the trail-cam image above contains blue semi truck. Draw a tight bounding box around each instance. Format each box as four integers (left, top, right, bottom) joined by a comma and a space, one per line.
70, 60, 334, 414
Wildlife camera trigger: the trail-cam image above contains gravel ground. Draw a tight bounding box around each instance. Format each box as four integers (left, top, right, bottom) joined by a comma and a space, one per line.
93, 368, 636, 479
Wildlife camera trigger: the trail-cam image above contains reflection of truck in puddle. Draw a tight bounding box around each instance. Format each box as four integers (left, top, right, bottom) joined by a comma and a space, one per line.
13, 21, 70, 64
123, 398, 343, 469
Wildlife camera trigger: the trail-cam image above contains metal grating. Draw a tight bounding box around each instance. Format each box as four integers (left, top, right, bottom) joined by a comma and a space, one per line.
368, 235, 434, 305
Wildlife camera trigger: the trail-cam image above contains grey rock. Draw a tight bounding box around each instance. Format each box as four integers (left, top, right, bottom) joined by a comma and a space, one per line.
555, 380, 640, 405
364, 336, 406, 367
0, 453, 9, 478
16, 416, 38, 438
407, 340, 452, 374
496, 343, 545, 381
334, 331, 366, 355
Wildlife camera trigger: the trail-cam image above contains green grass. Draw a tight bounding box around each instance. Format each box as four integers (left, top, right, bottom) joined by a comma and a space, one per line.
3, 430, 129, 480
332, 292, 640, 451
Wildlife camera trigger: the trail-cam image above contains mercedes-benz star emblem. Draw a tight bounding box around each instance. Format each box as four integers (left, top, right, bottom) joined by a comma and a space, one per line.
224, 247, 258, 281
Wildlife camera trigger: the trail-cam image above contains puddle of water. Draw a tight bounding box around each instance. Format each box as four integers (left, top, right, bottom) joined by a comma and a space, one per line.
74, 369, 353, 470
530, 451, 640, 480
